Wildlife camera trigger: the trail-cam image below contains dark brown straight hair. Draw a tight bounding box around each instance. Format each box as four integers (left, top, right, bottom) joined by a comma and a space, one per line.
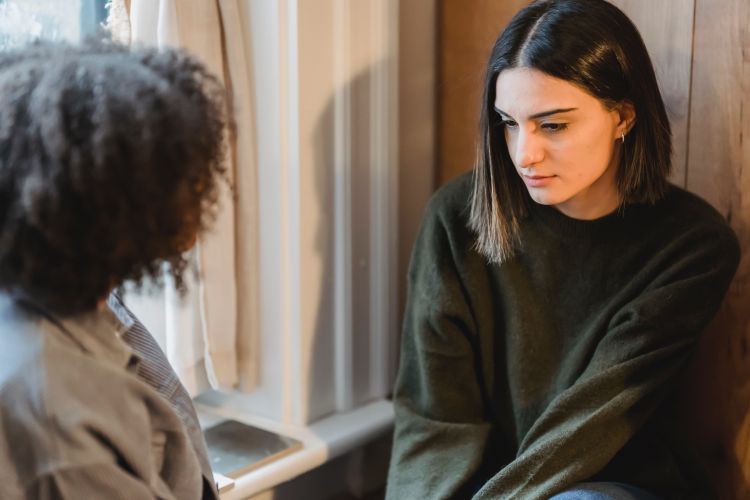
470, 0, 672, 263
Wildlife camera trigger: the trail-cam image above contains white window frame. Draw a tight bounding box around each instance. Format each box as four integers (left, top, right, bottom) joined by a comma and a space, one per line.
197, 0, 399, 427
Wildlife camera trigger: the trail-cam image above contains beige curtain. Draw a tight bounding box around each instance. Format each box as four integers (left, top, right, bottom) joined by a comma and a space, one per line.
107, 0, 259, 393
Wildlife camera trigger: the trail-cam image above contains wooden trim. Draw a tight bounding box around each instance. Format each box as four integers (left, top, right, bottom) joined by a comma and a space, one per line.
683, 0, 750, 497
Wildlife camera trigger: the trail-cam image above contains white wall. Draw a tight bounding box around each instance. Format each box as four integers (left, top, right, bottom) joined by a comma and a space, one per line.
201, 0, 400, 428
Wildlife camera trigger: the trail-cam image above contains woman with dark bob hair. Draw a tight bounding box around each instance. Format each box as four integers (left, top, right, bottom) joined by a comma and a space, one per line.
0, 39, 228, 498
387, 1, 739, 499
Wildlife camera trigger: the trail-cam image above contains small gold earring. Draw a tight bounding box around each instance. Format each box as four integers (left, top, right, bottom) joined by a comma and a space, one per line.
621, 132, 626, 143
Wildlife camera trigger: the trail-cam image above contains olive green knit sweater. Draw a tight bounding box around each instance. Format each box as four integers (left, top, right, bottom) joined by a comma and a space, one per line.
386, 172, 740, 500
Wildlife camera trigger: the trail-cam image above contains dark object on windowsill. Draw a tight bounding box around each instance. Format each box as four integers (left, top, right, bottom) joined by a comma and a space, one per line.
204, 419, 303, 479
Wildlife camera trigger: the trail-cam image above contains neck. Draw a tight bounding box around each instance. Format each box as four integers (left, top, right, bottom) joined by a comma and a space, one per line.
554, 190, 620, 220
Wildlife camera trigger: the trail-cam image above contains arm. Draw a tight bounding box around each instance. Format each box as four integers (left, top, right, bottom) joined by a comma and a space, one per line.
386, 206, 493, 500
474, 226, 741, 499
25, 384, 205, 500
109, 294, 218, 498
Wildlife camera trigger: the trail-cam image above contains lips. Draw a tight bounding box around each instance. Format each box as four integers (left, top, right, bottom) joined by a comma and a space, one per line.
522, 174, 556, 188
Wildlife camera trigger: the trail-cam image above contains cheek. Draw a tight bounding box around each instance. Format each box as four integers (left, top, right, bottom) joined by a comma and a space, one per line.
566, 126, 615, 174
548, 140, 588, 175
586, 117, 617, 153
504, 131, 517, 161
586, 136, 616, 174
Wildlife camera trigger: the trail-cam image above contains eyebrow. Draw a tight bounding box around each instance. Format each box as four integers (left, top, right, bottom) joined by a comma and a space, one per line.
494, 106, 578, 120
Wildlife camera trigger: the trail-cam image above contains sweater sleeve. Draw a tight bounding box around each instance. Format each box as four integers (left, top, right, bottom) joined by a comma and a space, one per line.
386, 204, 492, 500
473, 225, 741, 499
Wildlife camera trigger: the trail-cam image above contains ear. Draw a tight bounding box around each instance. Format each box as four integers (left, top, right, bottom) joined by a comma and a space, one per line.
615, 101, 636, 138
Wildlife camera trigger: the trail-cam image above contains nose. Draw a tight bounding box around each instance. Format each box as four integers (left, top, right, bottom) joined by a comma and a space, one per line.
511, 129, 544, 168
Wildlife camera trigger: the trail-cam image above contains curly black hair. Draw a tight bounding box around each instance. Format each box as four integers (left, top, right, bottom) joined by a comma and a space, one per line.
0, 38, 230, 315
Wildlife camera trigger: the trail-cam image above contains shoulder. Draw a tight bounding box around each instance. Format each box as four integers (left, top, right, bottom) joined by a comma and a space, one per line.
0, 330, 144, 417
657, 185, 740, 256
0, 330, 159, 483
629, 185, 742, 290
661, 185, 731, 226
413, 170, 477, 253
417, 170, 476, 253
0, 300, 52, 408
424, 170, 474, 223
409, 171, 491, 291
0, 304, 152, 434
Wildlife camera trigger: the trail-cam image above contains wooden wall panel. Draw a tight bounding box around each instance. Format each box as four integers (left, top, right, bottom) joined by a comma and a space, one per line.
607, 0, 695, 186
681, 0, 750, 498
398, 0, 437, 374
437, 0, 527, 184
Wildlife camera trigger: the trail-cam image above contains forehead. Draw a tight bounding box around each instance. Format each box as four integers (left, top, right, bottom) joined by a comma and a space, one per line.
494, 67, 603, 117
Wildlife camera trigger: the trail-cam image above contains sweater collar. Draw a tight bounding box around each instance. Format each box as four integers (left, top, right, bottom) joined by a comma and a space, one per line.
527, 199, 641, 239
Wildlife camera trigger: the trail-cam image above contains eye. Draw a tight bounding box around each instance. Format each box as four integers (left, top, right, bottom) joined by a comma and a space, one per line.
541, 122, 568, 132
501, 119, 518, 129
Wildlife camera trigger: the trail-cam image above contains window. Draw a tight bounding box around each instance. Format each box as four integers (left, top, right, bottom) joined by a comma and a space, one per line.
0, 0, 107, 49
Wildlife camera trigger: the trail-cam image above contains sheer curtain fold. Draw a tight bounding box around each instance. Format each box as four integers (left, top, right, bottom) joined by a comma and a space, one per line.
215, 0, 260, 390
108, 0, 258, 394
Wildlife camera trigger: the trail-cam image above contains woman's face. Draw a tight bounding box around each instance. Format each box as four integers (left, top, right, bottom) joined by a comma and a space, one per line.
494, 67, 632, 220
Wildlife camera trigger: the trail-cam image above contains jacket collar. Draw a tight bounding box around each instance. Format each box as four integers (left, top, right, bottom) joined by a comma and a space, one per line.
6, 293, 138, 370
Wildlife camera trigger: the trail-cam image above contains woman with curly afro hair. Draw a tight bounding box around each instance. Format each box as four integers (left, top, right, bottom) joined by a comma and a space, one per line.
0, 39, 229, 499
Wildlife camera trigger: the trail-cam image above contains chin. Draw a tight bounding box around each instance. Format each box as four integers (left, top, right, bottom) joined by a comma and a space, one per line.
526, 187, 565, 206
